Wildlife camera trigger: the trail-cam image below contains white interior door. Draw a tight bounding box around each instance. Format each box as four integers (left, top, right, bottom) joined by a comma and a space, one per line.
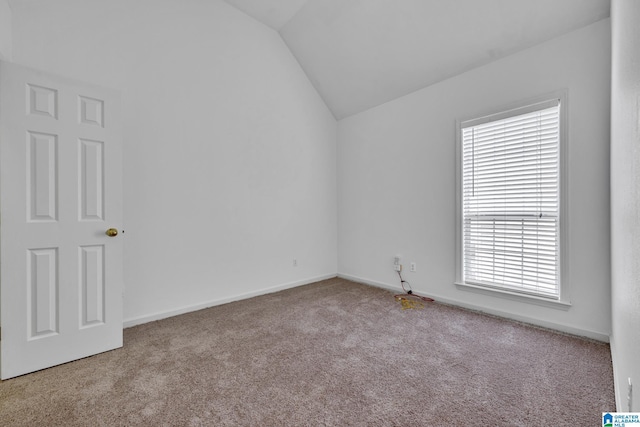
0, 61, 123, 379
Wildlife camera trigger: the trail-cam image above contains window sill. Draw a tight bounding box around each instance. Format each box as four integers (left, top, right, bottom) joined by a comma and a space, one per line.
455, 281, 572, 310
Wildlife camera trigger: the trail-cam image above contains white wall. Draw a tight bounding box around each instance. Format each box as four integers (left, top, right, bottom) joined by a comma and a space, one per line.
10, 0, 337, 324
338, 19, 611, 340
611, 0, 640, 412
0, 0, 11, 60
0, 0, 8, 325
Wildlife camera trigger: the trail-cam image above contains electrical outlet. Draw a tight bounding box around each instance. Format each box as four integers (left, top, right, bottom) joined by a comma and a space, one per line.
393, 255, 403, 272
628, 377, 633, 412
410, 262, 416, 272
293, 259, 298, 267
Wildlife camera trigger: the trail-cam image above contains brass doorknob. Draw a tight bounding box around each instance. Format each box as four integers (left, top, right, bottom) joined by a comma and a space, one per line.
105, 228, 118, 237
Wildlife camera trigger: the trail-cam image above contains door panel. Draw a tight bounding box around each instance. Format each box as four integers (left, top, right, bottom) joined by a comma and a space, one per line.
27, 247, 59, 339
1, 61, 123, 379
27, 131, 58, 222
79, 138, 105, 221
79, 244, 105, 327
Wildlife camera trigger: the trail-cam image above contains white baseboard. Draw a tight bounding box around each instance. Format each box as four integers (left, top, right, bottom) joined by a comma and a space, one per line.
123, 273, 337, 328
609, 334, 622, 411
338, 272, 610, 342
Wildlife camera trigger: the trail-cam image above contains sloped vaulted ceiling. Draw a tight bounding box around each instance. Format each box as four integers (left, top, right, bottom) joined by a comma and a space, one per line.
223, 0, 610, 119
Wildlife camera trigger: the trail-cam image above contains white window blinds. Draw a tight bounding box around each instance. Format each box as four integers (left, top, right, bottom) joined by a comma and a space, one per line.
461, 99, 560, 298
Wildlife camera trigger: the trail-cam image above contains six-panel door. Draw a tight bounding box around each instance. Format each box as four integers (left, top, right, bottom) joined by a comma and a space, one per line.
0, 61, 123, 379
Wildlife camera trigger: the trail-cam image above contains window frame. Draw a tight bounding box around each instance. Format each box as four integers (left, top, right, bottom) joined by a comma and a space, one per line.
454, 91, 571, 308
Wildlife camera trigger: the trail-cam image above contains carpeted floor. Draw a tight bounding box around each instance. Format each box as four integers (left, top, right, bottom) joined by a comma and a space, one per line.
0, 277, 615, 426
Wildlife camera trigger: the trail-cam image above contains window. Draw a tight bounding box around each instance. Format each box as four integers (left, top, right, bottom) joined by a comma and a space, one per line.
458, 97, 563, 300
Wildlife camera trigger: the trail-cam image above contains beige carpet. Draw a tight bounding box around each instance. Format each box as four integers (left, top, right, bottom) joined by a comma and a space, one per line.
0, 277, 615, 426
